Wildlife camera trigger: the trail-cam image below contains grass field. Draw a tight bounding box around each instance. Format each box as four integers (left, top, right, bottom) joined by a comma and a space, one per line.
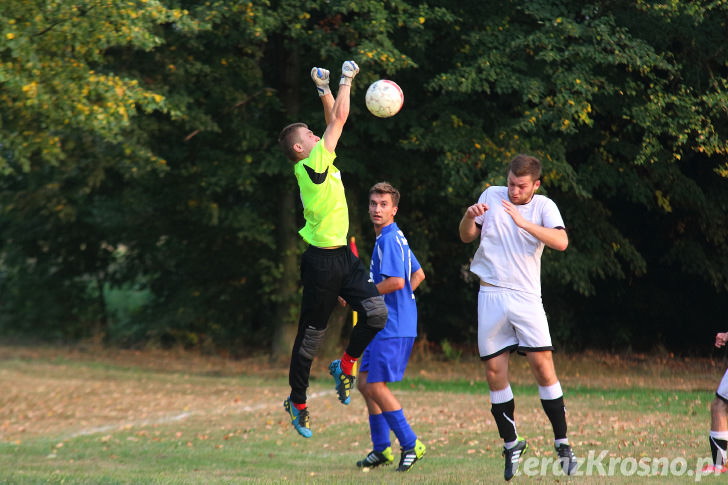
1, 345, 728, 483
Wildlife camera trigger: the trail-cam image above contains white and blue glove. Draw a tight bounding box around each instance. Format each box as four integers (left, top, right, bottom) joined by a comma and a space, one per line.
339, 60, 359, 86
311, 67, 331, 97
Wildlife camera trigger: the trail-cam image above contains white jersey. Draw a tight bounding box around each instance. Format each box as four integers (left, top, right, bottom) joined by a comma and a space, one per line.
470, 186, 565, 296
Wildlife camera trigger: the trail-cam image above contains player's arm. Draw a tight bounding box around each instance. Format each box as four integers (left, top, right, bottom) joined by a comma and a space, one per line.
501, 199, 568, 251
410, 268, 425, 291
322, 61, 359, 154
530, 225, 568, 251
376, 276, 405, 295
311, 68, 335, 125
716, 332, 728, 348
321, 93, 334, 126
459, 203, 488, 243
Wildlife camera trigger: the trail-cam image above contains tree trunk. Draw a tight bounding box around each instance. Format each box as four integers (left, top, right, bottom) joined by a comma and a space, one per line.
270, 188, 300, 361
94, 274, 108, 342
270, 45, 301, 361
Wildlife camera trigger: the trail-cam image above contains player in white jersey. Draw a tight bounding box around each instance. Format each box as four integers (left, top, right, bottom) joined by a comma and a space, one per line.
458, 154, 576, 481
703, 331, 728, 475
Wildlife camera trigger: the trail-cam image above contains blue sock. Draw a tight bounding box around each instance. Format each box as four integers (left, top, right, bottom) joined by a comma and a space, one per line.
369, 413, 391, 451
383, 409, 417, 450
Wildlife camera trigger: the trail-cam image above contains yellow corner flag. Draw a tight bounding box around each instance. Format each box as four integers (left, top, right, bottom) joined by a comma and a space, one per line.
350, 236, 359, 376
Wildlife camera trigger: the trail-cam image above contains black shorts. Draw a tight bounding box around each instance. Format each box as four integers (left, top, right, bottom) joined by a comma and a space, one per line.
299, 245, 379, 330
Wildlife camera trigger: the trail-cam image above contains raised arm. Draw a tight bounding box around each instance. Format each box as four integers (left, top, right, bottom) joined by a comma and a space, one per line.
311, 67, 334, 125
322, 60, 359, 154
459, 203, 488, 243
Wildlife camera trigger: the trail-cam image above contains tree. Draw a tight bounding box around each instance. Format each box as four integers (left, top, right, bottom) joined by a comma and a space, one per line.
0, 0, 194, 336
2, 1, 727, 354
400, 0, 728, 348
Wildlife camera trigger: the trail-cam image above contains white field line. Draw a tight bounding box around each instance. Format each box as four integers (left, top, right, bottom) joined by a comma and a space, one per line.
65, 389, 334, 439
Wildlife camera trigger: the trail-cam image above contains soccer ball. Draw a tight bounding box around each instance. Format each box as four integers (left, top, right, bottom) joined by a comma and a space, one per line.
365, 80, 404, 118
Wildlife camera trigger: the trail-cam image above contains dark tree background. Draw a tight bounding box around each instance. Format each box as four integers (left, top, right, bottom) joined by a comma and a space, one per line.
1, 1, 727, 356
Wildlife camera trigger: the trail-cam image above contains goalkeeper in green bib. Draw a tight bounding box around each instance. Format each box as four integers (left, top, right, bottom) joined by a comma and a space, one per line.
278, 61, 388, 438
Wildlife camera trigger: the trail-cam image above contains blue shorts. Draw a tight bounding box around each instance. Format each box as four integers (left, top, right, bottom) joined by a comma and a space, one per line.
360, 336, 415, 383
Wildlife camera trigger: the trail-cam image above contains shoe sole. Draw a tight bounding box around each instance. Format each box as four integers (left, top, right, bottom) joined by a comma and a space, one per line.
357, 461, 393, 468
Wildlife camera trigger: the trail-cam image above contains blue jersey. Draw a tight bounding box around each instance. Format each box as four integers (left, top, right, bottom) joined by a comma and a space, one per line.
370, 222, 421, 338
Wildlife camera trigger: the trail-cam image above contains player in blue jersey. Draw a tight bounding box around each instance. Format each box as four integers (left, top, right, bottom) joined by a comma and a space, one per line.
355, 182, 427, 472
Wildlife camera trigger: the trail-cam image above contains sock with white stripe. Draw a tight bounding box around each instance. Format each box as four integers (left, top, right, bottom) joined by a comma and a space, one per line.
539, 382, 568, 443
490, 385, 517, 444
710, 431, 728, 466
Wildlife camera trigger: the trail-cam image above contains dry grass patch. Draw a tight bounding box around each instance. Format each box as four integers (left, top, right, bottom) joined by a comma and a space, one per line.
0, 345, 724, 483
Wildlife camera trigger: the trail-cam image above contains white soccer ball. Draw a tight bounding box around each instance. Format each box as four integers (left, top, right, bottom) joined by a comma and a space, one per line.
365, 80, 404, 118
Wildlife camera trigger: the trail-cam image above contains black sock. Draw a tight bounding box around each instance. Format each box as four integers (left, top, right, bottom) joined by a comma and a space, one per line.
711, 436, 727, 466
491, 399, 517, 443
541, 396, 567, 441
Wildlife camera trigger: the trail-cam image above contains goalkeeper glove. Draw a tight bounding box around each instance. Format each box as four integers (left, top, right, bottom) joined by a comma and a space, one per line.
311, 67, 331, 97
340, 60, 359, 86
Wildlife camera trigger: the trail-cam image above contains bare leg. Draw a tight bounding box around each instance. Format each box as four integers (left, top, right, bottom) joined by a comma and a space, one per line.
484, 352, 511, 390
525, 350, 558, 386
712, 398, 728, 432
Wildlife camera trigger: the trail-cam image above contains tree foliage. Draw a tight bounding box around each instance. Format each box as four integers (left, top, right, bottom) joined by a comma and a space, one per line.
1, 1, 726, 353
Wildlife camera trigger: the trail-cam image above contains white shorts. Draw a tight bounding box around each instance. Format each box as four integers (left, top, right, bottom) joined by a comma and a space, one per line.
477, 285, 553, 360
717, 369, 728, 401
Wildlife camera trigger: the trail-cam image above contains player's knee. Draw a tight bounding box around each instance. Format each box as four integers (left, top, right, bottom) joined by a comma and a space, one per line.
361, 296, 387, 329
356, 377, 368, 395
528, 354, 556, 383
485, 366, 502, 383
713, 396, 728, 417
298, 327, 327, 360
485, 356, 509, 387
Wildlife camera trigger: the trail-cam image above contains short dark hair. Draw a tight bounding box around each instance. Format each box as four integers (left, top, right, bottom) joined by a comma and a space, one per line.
369, 181, 400, 207
278, 122, 308, 161
508, 154, 541, 181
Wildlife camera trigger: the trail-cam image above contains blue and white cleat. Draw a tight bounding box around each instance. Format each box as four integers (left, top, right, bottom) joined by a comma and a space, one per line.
283, 397, 312, 438
329, 359, 355, 405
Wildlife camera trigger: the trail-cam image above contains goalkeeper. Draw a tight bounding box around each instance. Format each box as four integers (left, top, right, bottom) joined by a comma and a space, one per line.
277, 61, 387, 439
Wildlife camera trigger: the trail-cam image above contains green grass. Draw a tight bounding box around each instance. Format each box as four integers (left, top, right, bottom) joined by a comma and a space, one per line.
392, 378, 706, 416
0, 348, 723, 483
